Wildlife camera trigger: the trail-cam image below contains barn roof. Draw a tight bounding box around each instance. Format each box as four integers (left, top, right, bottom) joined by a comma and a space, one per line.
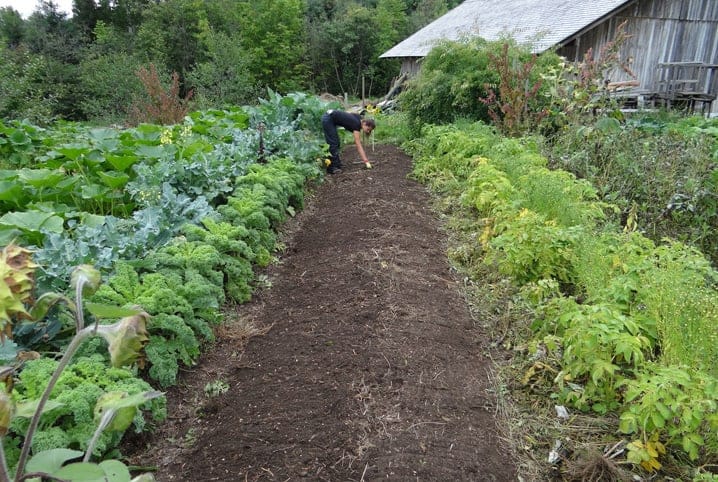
380, 0, 634, 58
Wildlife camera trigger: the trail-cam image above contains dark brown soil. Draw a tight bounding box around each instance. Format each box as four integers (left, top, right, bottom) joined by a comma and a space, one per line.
126, 144, 516, 481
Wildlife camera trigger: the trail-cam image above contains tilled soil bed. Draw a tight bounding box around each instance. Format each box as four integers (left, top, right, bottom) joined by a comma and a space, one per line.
125, 144, 516, 481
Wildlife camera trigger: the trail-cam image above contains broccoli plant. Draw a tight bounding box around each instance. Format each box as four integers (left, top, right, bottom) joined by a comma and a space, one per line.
0, 244, 162, 481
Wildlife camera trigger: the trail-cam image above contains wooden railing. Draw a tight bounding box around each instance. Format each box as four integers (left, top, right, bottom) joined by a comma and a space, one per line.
653, 61, 718, 114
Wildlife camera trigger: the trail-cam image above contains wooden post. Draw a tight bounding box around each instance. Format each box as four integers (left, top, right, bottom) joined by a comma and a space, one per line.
362, 75, 366, 106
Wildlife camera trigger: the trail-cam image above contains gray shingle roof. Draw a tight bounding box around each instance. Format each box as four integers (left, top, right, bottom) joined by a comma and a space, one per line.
380, 0, 633, 58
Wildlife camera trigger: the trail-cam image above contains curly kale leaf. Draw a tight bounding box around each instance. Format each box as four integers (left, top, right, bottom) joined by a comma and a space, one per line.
150, 239, 225, 287
10, 356, 165, 459
183, 219, 255, 261
145, 313, 201, 387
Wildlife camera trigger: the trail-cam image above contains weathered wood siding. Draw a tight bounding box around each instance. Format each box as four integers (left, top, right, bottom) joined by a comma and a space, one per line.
558, 0, 718, 115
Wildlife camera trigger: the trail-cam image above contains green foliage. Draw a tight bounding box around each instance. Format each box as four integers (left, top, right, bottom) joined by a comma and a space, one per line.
90, 260, 214, 386
0, 45, 58, 124
462, 159, 517, 218
306, 2, 401, 97
620, 364, 718, 462
554, 303, 654, 413
398, 38, 496, 135
1, 0, 458, 123
512, 167, 608, 228
185, 30, 257, 109
144, 314, 200, 387
480, 41, 561, 136
399, 38, 561, 137
632, 242, 718, 373
486, 209, 584, 286
9, 355, 165, 460
0, 7, 25, 48
235, 0, 308, 93
544, 115, 718, 264
77, 23, 145, 124
408, 121, 497, 193
538, 21, 632, 131
409, 109, 718, 471
134, 0, 208, 87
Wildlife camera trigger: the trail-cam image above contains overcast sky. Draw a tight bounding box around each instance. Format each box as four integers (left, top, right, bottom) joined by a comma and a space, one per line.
0, 0, 73, 18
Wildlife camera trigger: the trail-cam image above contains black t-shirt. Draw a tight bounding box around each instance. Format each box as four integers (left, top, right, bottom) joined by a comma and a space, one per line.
329, 110, 362, 132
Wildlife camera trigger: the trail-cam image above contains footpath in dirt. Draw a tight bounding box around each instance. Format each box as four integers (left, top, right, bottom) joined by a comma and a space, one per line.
128, 144, 516, 481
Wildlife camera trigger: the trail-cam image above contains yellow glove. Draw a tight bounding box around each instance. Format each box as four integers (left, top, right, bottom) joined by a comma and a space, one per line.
364, 161, 372, 169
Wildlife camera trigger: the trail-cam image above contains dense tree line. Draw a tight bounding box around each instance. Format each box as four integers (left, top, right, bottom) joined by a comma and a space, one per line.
0, 0, 460, 124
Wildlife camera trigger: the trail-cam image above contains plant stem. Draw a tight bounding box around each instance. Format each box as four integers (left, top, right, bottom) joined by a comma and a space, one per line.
14, 328, 93, 480
0, 439, 11, 482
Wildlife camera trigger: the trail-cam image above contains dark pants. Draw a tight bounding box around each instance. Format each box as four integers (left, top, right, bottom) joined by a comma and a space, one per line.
321, 112, 342, 170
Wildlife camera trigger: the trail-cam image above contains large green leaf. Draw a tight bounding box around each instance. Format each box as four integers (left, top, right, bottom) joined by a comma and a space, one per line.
56, 176, 80, 192
26, 448, 83, 474
134, 145, 166, 159
88, 128, 120, 151
0, 226, 23, 245
8, 128, 31, 146
80, 183, 110, 200
129, 124, 162, 142
54, 144, 90, 161
54, 462, 107, 481
80, 212, 106, 228
106, 154, 138, 172
0, 211, 64, 233
0, 181, 24, 202
0, 340, 19, 361
85, 149, 105, 167
98, 460, 132, 482
15, 399, 64, 418
97, 171, 130, 189
18, 169, 66, 188
0, 170, 18, 181
29, 292, 73, 321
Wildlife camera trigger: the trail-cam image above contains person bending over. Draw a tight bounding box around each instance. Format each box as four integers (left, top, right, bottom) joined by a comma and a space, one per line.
321, 109, 375, 174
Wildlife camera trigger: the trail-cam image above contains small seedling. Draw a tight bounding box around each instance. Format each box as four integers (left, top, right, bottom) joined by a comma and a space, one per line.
204, 379, 229, 398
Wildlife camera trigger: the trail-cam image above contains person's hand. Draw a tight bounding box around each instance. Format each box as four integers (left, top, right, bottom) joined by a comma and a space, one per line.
364, 160, 372, 169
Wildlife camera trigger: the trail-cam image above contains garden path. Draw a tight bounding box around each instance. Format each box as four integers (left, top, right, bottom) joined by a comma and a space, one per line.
127, 144, 515, 481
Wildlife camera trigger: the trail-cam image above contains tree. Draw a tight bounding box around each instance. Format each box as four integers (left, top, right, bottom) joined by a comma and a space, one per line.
186, 30, 257, 108
0, 7, 25, 48
0, 44, 58, 123
135, 0, 209, 93
235, 0, 308, 93
308, 3, 390, 97
77, 21, 144, 122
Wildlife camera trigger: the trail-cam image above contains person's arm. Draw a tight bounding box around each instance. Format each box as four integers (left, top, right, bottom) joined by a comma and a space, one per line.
353, 130, 371, 165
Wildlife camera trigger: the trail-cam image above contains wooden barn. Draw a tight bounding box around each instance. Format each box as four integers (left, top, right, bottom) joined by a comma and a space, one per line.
380, 0, 718, 116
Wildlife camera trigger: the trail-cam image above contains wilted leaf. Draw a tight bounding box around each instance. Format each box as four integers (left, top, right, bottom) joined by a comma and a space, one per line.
96, 312, 150, 367
71, 265, 102, 297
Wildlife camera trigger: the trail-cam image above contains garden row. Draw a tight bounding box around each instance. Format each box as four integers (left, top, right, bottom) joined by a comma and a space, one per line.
404, 119, 718, 478
0, 92, 335, 480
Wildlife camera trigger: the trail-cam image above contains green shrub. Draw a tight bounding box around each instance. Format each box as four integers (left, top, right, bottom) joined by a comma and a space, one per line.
620, 364, 718, 463
514, 167, 609, 228
486, 209, 584, 286
543, 115, 718, 264
398, 38, 497, 135
399, 38, 561, 137
635, 242, 718, 374
555, 302, 654, 414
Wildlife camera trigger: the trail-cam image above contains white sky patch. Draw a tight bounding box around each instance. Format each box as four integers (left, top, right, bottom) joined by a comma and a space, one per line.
0, 0, 73, 19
